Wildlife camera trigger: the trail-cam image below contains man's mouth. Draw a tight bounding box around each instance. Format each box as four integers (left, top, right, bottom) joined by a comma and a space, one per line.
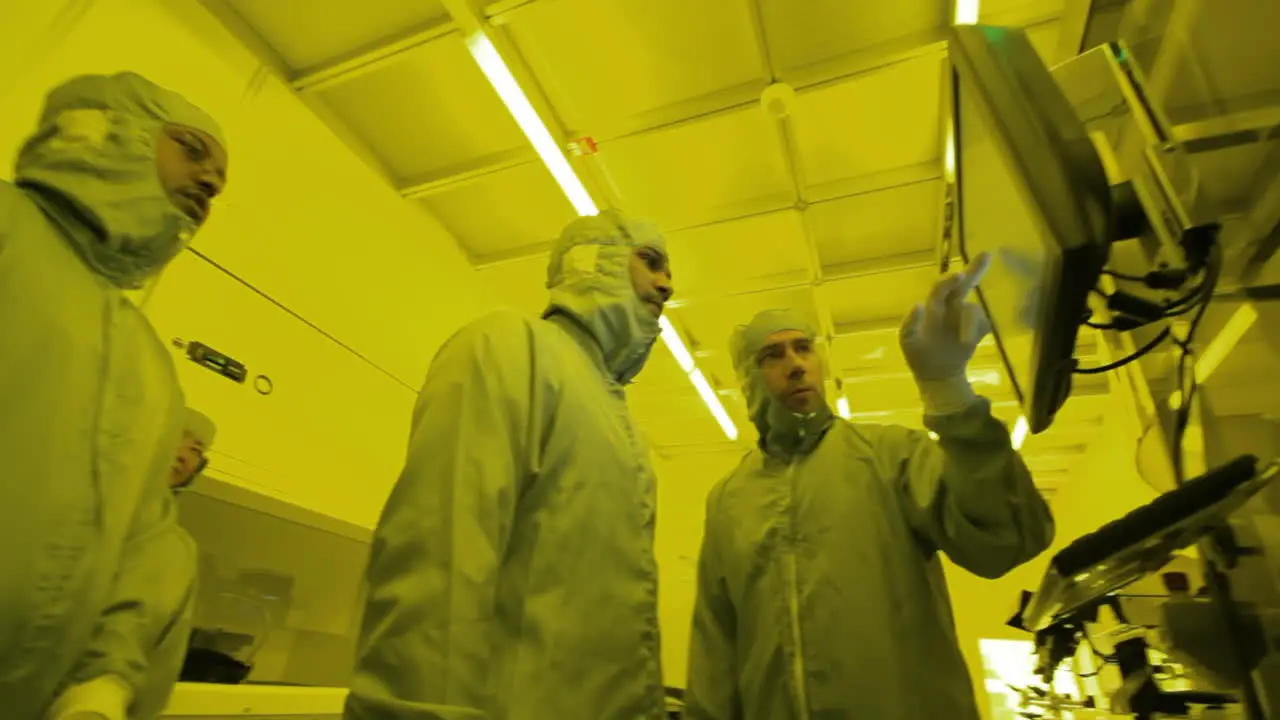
178, 190, 209, 222
645, 300, 664, 316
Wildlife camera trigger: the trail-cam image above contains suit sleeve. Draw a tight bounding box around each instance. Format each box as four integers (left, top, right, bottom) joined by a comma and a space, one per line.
683, 483, 742, 720
58, 492, 196, 720
345, 314, 535, 720
895, 399, 1055, 579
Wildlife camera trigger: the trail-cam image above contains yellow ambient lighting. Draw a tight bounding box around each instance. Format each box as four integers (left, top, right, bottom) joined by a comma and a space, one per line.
1011, 415, 1029, 451
954, 0, 980, 25
465, 32, 598, 216
659, 316, 738, 441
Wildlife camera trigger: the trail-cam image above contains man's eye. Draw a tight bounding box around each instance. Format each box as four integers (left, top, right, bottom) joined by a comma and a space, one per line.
177, 136, 205, 160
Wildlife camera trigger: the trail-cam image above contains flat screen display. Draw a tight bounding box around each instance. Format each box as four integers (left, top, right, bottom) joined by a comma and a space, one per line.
955, 71, 1062, 415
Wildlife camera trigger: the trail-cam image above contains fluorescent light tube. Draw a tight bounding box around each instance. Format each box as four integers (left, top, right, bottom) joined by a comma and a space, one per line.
659, 316, 695, 373
465, 33, 597, 216
836, 396, 851, 419
689, 369, 738, 441
954, 0, 980, 25
1194, 303, 1256, 384
659, 316, 737, 440
1011, 415, 1029, 450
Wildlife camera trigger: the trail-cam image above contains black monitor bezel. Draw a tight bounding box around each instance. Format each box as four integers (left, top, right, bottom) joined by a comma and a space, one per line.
950, 24, 1114, 434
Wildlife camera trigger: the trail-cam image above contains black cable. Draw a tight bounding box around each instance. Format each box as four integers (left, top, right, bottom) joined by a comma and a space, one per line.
1170, 243, 1221, 486
1101, 268, 1147, 282
1074, 327, 1171, 374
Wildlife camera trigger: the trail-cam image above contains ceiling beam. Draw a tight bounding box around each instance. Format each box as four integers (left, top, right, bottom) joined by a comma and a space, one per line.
191, 0, 396, 183
291, 16, 459, 93
467, 162, 943, 268
1056, 0, 1130, 64
387, 27, 965, 202
482, 0, 554, 26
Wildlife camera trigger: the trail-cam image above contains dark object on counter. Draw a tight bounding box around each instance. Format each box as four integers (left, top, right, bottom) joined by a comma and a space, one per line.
179, 647, 252, 685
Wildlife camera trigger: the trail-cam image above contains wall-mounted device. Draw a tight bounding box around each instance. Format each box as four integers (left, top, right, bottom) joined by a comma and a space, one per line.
179, 339, 248, 384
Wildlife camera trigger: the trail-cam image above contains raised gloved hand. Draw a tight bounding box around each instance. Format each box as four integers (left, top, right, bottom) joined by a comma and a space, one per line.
899, 253, 992, 415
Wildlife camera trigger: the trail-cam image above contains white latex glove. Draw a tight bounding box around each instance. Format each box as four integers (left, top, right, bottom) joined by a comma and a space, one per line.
47, 676, 131, 720
900, 253, 992, 395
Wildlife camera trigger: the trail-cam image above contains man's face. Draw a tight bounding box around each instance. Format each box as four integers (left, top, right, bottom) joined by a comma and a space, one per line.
155, 123, 228, 227
629, 246, 674, 317
168, 430, 207, 490
757, 330, 825, 414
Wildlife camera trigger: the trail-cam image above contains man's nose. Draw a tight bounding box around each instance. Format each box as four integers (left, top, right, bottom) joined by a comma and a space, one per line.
785, 353, 807, 378
195, 167, 224, 197
654, 276, 673, 302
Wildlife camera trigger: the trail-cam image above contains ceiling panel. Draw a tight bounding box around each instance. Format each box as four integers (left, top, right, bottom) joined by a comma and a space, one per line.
600, 108, 795, 229
228, 0, 449, 71
419, 162, 576, 260
315, 35, 525, 181
1134, 0, 1280, 121
759, 0, 946, 74
830, 328, 904, 370
671, 287, 820, 366
822, 265, 939, 325
696, 351, 744, 398
810, 180, 941, 268
793, 54, 943, 188
1023, 19, 1063, 65
506, 0, 764, 132
666, 210, 812, 301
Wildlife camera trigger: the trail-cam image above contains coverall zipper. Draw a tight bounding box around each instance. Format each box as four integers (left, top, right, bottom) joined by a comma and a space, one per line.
784, 455, 810, 720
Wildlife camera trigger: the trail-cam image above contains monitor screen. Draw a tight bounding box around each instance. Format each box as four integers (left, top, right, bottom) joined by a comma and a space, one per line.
954, 69, 1062, 419
949, 25, 1112, 434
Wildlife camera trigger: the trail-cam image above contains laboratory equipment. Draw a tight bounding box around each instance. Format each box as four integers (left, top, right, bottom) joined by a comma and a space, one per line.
949, 23, 1115, 435
947, 16, 1280, 719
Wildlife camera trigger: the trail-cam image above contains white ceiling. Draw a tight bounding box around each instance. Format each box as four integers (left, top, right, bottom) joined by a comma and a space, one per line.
200, 0, 1107, 498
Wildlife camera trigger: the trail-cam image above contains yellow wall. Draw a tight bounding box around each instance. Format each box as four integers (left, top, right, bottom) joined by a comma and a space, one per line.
1, 0, 497, 527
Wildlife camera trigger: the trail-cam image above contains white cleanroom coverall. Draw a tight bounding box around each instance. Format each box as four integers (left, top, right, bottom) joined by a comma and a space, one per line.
346, 210, 671, 720
0, 73, 218, 719
684, 307, 1054, 720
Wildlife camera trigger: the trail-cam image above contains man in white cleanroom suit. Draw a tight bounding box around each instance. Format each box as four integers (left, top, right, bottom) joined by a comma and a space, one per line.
684, 254, 1055, 720
0, 72, 228, 719
346, 210, 675, 720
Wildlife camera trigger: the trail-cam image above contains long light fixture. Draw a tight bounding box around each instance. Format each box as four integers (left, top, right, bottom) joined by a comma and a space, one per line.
660, 316, 738, 440
465, 32, 598, 216
954, 0, 980, 25
836, 396, 852, 419
1168, 302, 1258, 409
1010, 415, 1029, 450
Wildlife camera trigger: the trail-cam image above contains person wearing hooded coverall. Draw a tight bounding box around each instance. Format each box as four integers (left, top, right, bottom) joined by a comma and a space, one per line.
168, 408, 216, 492
684, 254, 1055, 720
345, 210, 675, 720
0, 73, 228, 720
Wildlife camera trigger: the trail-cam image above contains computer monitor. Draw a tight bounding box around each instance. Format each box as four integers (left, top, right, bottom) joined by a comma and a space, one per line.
950, 25, 1114, 434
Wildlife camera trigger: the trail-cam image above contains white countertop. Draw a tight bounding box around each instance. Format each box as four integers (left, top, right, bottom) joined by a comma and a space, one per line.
164, 683, 348, 716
